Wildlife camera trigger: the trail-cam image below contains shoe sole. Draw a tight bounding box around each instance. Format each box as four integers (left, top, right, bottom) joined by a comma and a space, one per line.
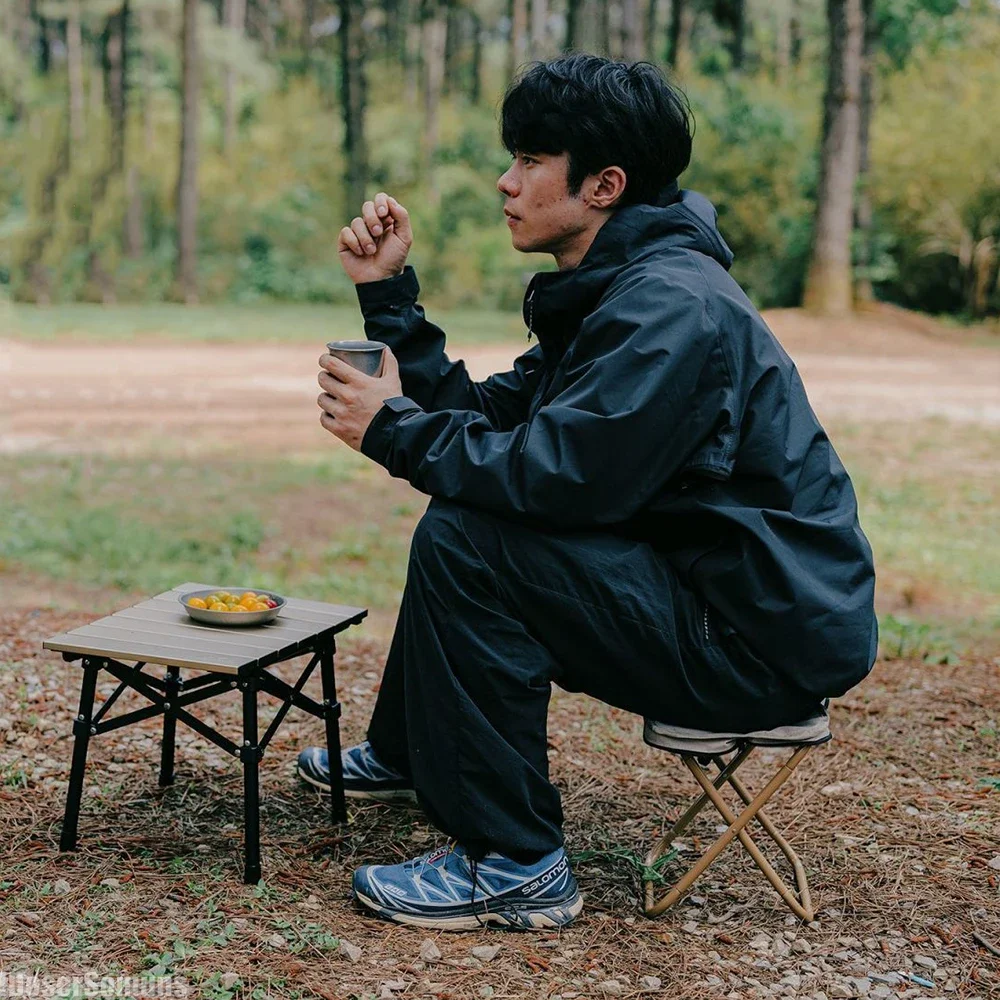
353, 888, 584, 931
296, 765, 419, 805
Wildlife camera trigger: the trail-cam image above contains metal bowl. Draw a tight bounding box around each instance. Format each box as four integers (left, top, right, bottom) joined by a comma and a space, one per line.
179, 588, 286, 627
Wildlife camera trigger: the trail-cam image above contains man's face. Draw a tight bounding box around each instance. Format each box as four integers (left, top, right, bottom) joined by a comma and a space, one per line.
496, 150, 590, 256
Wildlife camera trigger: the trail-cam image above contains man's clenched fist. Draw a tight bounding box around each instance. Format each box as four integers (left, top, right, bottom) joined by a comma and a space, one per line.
338, 192, 413, 285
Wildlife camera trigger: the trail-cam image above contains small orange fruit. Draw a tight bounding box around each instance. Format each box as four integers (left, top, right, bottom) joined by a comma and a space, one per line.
232, 605, 249, 613
240, 592, 258, 602
187, 597, 208, 609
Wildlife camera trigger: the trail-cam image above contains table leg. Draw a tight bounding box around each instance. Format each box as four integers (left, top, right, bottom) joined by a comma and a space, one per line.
160, 665, 180, 786
319, 644, 347, 824
61, 657, 100, 852
241, 674, 262, 885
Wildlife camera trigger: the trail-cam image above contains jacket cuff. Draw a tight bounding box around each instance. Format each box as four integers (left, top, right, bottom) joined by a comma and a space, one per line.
360, 395, 423, 465
355, 266, 420, 314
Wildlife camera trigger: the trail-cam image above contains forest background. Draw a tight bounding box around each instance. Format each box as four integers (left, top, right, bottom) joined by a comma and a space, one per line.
2, 0, 1000, 322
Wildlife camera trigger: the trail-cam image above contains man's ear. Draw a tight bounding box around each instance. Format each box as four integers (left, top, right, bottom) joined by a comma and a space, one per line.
588, 165, 628, 211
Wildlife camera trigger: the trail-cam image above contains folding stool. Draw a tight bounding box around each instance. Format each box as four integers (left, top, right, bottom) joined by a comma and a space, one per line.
641, 703, 831, 921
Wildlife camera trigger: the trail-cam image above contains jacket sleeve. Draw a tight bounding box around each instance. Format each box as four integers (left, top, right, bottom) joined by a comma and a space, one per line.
359, 280, 733, 527
355, 266, 545, 432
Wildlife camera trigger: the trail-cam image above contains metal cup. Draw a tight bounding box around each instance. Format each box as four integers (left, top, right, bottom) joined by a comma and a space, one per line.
326, 340, 387, 376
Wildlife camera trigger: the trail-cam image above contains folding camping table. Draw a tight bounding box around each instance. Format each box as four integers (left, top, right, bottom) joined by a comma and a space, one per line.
42, 582, 366, 884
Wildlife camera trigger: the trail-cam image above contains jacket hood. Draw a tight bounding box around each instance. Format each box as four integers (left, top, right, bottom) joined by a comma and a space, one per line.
522, 179, 734, 358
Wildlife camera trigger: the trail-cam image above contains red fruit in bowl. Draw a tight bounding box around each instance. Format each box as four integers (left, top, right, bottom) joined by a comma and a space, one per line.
266, 598, 278, 609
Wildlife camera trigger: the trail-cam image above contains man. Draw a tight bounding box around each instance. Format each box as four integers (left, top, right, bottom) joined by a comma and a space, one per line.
297, 54, 878, 930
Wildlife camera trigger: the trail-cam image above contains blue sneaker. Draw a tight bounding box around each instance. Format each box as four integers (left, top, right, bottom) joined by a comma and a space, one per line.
296, 741, 417, 805
352, 842, 583, 930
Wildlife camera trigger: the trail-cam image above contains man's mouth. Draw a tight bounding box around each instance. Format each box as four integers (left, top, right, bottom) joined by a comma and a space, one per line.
504, 210, 520, 220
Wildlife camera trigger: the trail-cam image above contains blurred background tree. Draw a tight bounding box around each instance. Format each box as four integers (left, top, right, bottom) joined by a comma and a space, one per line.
0, 0, 997, 320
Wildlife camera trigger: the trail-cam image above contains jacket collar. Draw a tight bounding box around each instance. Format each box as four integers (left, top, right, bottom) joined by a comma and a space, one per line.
522, 179, 732, 363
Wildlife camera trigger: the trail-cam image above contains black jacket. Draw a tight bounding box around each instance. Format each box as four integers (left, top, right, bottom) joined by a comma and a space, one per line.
356, 180, 878, 699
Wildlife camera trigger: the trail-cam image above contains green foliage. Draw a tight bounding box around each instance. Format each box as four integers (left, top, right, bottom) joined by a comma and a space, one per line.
1, 2, 997, 319
872, 10, 1000, 317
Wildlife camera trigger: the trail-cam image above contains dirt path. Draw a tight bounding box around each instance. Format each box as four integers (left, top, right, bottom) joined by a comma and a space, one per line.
2, 305, 998, 456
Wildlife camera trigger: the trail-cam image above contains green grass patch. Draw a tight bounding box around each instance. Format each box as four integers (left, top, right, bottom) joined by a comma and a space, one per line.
2, 417, 997, 647
1, 301, 526, 347
0, 452, 416, 611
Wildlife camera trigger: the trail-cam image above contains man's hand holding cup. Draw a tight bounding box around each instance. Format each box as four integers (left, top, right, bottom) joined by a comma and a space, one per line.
338, 192, 412, 285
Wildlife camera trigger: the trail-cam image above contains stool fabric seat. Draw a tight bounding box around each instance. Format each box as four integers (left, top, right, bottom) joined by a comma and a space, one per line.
643, 703, 831, 756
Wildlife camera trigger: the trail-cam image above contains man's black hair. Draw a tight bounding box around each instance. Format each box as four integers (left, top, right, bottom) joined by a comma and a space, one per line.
499, 53, 694, 208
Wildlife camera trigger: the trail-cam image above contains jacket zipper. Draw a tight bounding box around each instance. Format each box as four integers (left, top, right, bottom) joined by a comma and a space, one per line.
526, 288, 535, 341
703, 603, 710, 643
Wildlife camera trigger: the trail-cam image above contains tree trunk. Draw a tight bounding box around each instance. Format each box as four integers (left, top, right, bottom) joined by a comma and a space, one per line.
790, 0, 803, 66
443, 0, 458, 95
622, 0, 644, 61
421, 0, 446, 192
470, 9, 483, 104
730, 0, 745, 70
803, 0, 865, 316
668, 0, 695, 73
853, 0, 876, 303
508, 0, 528, 78
125, 164, 143, 257
223, 0, 247, 154
102, 0, 128, 175
303, 0, 317, 52
530, 0, 548, 59
645, 0, 660, 62
340, 0, 370, 212
175, 0, 200, 303
66, 0, 85, 147
404, 0, 421, 108
565, 0, 579, 49
30, 0, 51, 74
774, 1, 790, 84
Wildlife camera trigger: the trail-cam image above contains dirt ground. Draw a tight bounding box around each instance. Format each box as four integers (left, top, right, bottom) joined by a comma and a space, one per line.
1, 601, 999, 1000
2, 303, 998, 458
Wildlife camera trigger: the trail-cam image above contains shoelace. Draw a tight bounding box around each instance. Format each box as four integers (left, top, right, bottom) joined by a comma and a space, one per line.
469, 855, 487, 928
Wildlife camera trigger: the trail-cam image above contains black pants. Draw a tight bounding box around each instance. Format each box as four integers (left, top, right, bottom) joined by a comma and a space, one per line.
366, 498, 816, 862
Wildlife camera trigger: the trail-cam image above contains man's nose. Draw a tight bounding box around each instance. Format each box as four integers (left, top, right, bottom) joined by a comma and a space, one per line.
497, 169, 517, 196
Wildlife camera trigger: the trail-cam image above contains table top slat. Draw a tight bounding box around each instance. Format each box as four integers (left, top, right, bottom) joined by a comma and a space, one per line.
42, 583, 367, 671
71, 613, 303, 656
110, 607, 321, 645
42, 632, 248, 673
50, 622, 270, 662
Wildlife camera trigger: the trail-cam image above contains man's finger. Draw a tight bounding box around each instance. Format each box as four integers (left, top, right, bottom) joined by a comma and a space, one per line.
318, 371, 344, 393
317, 392, 341, 415
386, 197, 412, 244
375, 192, 389, 218
351, 216, 376, 255
319, 353, 363, 381
362, 200, 382, 238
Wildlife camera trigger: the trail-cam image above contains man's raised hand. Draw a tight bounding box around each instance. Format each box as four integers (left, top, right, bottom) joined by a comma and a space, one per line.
338, 192, 413, 285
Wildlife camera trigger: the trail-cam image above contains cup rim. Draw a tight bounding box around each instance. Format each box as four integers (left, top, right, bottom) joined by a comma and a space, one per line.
326, 340, 386, 351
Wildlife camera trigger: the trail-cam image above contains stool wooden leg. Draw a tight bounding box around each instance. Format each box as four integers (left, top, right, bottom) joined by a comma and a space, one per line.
241, 675, 262, 885
644, 746, 812, 919
683, 746, 814, 921
61, 658, 100, 852
720, 761, 814, 920
643, 746, 752, 914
